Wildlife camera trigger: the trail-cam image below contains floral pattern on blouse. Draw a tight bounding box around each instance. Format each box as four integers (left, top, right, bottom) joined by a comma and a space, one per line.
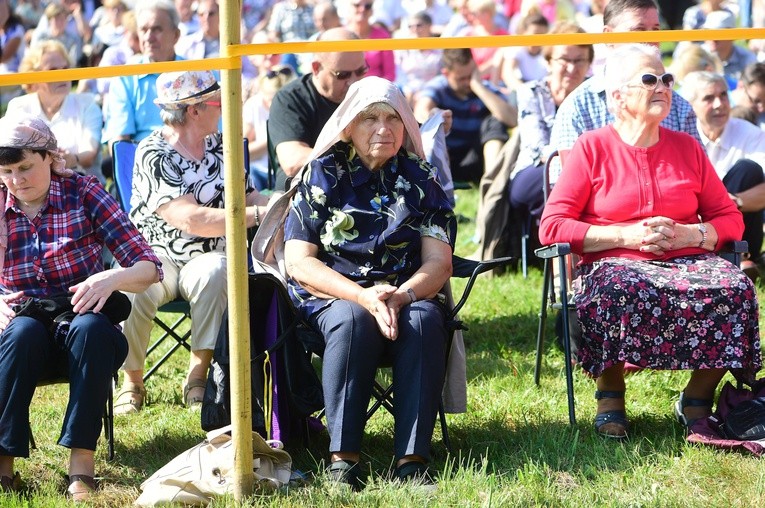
284, 141, 456, 314
515, 78, 557, 170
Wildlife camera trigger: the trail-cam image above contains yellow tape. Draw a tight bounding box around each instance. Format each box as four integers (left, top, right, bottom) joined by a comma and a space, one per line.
1, 28, 762, 88
263, 351, 272, 441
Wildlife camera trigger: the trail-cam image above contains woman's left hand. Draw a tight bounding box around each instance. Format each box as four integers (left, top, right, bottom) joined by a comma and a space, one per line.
358, 285, 399, 340
69, 272, 119, 314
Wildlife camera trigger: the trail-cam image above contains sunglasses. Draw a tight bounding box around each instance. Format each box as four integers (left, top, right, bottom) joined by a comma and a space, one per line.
327, 64, 369, 80
629, 73, 675, 90
265, 67, 294, 79
202, 100, 221, 107
353, 3, 373, 11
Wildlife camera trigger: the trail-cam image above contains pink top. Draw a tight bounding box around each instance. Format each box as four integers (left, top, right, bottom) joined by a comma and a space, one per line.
464, 26, 509, 78
539, 125, 743, 264
365, 25, 396, 82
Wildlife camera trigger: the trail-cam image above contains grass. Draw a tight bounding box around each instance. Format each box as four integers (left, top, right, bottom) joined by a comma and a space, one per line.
11, 187, 765, 507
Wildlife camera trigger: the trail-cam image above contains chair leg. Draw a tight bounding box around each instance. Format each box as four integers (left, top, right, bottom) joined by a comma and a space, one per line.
438, 401, 453, 456
535, 258, 552, 385
557, 256, 577, 426
106, 372, 116, 461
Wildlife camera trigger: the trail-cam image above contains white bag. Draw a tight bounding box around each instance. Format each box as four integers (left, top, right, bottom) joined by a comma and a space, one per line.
135, 425, 292, 506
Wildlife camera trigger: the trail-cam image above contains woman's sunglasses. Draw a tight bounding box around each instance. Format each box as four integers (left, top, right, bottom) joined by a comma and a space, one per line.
265, 67, 294, 79
631, 73, 675, 90
327, 64, 370, 81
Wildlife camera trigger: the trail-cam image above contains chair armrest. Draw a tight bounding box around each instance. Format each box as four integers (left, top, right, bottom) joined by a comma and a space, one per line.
450, 255, 516, 317
719, 240, 748, 267
534, 243, 571, 259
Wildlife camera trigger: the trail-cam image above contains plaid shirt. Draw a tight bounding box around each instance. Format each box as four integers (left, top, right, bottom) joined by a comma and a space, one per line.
2, 174, 162, 297
548, 74, 702, 181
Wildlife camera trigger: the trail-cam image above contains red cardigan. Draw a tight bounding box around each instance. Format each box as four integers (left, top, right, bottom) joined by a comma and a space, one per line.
539, 125, 743, 264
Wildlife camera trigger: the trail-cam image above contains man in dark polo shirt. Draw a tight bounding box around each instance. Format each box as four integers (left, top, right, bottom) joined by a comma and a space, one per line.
414, 48, 516, 183
267, 27, 366, 190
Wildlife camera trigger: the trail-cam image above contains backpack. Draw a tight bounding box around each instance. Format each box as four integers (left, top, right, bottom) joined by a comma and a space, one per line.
201, 273, 324, 442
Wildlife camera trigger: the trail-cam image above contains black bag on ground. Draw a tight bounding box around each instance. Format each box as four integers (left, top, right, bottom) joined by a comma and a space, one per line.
722, 397, 765, 441
201, 273, 323, 441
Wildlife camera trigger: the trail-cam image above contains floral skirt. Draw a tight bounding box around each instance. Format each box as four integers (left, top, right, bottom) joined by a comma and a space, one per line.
574, 254, 761, 379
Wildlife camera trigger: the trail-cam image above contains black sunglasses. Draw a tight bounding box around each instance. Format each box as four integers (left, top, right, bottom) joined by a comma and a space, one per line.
327, 64, 369, 81
635, 73, 675, 90
265, 67, 294, 79
353, 2, 373, 10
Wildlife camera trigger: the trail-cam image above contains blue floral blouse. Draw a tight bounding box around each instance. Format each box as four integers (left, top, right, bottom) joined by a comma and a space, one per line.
284, 141, 457, 316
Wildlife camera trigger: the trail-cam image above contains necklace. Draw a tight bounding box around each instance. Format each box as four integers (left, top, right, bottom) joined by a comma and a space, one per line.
166, 129, 203, 162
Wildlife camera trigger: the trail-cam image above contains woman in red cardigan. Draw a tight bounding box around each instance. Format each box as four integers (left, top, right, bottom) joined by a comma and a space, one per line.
539, 43, 761, 439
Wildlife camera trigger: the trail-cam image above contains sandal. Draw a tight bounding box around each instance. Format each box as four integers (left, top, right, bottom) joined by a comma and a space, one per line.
182, 379, 207, 408
594, 390, 628, 439
328, 459, 364, 491
0, 472, 21, 493
66, 474, 97, 503
114, 383, 146, 415
674, 391, 713, 429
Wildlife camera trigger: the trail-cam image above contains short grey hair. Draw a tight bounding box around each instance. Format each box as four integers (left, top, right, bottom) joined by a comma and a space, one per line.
134, 0, 180, 29
604, 43, 663, 115
160, 105, 188, 126
682, 71, 728, 103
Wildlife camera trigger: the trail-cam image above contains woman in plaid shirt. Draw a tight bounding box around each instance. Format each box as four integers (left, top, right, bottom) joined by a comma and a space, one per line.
0, 114, 162, 500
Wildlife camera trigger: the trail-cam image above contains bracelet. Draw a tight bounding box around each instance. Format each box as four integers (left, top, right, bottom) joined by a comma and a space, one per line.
253, 205, 260, 227
698, 223, 708, 249
406, 288, 416, 304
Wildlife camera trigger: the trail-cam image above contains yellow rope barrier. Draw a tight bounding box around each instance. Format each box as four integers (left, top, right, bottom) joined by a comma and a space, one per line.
1, 28, 762, 87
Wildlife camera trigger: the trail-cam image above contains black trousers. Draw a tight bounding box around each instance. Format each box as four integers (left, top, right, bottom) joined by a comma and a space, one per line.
722, 158, 765, 258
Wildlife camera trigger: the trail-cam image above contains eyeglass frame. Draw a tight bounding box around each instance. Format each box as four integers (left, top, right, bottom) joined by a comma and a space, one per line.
551, 57, 590, 68
325, 63, 370, 81
625, 72, 675, 91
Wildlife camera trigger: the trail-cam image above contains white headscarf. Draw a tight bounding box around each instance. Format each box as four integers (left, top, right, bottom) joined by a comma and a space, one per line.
307, 76, 425, 164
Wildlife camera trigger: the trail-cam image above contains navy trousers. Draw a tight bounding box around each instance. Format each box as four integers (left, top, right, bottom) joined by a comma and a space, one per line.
722, 158, 765, 258
307, 299, 447, 461
0, 313, 128, 457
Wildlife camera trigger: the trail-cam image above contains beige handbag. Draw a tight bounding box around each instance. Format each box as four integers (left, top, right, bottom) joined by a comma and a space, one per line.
135, 425, 292, 506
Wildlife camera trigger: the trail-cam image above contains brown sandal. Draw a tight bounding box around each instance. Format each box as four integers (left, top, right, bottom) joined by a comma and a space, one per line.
0, 472, 21, 493
114, 382, 147, 415
66, 474, 97, 502
182, 379, 207, 408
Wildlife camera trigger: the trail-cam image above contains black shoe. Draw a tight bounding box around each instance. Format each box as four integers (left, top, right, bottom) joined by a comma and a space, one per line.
394, 461, 436, 491
328, 459, 364, 491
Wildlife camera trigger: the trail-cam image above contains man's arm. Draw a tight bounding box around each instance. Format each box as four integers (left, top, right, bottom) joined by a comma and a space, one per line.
413, 95, 438, 124
275, 141, 314, 177
470, 70, 517, 128
735, 182, 765, 213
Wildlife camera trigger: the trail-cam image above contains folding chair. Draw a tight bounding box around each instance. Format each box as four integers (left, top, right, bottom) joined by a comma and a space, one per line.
534, 151, 749, 426
112, 140, 192, 382
31, 372, 119, 461
363, 254, 515, 454
111, 138, 251, 382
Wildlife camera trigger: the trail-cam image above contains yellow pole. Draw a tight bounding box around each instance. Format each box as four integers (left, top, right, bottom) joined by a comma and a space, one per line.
220, 0, 253, 500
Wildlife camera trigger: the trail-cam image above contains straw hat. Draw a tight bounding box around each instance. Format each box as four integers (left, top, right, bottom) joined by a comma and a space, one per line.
154, 70, 220, 110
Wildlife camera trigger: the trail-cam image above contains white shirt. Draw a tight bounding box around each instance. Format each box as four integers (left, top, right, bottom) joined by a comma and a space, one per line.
699, 117, 765, 180
6, 93, 104, 181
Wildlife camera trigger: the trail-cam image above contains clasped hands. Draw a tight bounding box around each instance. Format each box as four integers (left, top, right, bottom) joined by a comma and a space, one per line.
623, 216, 696, 256
357, 284, 412, 341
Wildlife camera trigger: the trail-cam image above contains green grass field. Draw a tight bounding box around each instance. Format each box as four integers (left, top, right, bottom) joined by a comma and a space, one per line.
9, 187, 765, 507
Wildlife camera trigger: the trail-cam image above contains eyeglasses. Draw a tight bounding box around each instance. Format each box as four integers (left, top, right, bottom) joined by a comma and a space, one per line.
327, 64, 369, 80
265, 67, 294, 79
628, 73, 675, 90
552, 57, 590, 68
352, 2, 373, 11
199, 10, 218, 17
202, 100, 221, 107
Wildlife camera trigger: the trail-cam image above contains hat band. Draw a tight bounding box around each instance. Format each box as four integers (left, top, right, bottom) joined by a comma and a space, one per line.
185, 82, 221, 101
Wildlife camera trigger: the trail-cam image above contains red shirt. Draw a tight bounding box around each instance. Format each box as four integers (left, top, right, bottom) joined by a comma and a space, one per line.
539, 125, 743, 264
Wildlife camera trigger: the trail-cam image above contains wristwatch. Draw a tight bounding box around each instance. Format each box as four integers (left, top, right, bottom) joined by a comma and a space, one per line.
698, 223, 708, 249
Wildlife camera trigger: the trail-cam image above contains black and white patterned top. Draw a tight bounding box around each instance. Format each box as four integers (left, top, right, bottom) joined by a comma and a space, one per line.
129, 130, 253, 265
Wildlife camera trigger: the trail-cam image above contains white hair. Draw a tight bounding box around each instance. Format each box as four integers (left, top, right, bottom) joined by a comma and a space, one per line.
604, 44, 663, 116
682, 71, 728, 103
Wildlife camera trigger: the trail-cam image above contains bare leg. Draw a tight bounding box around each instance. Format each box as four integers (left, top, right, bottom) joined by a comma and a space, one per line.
184, 349, 213, 404
0, 456, 14, 478
681, 368, 726, 421
595, 363, 627, 435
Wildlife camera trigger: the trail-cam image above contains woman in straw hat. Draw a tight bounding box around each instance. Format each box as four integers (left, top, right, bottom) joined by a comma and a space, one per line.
115, 70, 273, 415
0, 113, 161, 500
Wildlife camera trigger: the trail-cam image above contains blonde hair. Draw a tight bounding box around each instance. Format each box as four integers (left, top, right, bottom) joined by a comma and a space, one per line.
257, 64, 296, 96
19, 40, 72, 93
670, 44, 723, 84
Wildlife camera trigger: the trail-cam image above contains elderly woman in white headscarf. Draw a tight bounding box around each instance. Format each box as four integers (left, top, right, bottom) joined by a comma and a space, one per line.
283, 76, 456, 489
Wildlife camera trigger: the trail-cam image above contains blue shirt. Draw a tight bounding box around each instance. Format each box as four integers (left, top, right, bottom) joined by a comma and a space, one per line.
419, 75, 506, 152
548, 74, 702, 181
284, 142, 457, 317
102, 55, 184, 144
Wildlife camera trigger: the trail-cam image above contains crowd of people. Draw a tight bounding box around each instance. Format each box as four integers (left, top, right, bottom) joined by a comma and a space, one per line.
0, 0, 764, 501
